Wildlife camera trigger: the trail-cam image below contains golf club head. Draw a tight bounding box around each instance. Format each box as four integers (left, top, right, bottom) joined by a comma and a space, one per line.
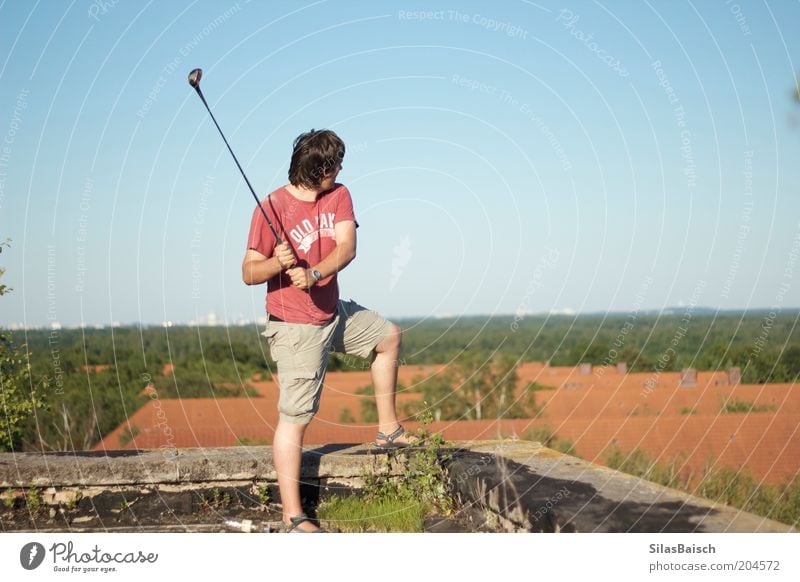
188, 68, 202, 88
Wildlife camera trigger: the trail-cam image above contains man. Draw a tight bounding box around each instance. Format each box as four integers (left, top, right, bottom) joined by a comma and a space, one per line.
242, 129, 416, 533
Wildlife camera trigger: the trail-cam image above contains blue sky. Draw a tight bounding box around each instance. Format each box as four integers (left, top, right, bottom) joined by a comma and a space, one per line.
0, 0, 798, 328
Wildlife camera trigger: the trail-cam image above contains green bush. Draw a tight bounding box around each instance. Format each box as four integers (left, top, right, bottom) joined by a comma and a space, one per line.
720, 397, 776, 414
0, 240, 47, 452
603, 445, 800, 526
524, 425, 576, 456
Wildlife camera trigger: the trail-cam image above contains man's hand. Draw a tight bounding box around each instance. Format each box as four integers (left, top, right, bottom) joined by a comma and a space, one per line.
287, 267, 315, 290
275, 241, 296, 270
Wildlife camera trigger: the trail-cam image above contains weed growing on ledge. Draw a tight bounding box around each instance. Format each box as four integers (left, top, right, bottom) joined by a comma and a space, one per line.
3, 488, 15, 509
199, 487, 232, 512
318, 405, 455, 532
65, 490, 83, 511
252, 483, 271, 506
25, 487, 42, 514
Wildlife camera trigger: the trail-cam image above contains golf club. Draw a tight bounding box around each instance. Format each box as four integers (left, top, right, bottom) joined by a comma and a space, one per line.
188, 68, 284, 244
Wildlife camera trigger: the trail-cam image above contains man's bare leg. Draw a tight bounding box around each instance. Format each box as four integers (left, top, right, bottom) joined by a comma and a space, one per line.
273, 419, 320, 531
371, 323, 416, 445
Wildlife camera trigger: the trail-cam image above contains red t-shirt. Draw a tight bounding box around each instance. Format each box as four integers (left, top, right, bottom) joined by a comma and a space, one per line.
246, 183, 356, 325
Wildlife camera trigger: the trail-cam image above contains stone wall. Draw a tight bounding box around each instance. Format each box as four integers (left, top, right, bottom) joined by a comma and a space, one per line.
0, 441, 794, 533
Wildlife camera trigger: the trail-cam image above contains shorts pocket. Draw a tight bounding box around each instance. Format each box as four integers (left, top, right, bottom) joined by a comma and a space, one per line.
262, 323, 295, 363
278, 367, 323, 421
261, 324, 277, 339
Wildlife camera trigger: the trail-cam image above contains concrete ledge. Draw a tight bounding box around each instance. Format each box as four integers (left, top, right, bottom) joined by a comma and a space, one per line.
445, 440, 796, 533
0, 444, 404, 532
1, 441, 794, 533
0, 444, 392, 487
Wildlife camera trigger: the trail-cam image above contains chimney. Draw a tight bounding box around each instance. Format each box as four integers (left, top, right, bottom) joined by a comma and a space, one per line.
616, 361, 628, 375
579, 362, 592, 376
679, 367, 697, 388
728, 366, 741, 386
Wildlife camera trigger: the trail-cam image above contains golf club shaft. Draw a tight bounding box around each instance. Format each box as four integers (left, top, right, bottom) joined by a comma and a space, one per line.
192, 86, 283, 244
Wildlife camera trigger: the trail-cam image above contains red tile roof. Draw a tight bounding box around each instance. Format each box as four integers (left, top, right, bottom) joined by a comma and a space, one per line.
95, 362, 800, 487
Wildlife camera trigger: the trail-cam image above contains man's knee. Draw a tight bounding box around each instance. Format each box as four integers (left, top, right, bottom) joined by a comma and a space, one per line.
278, 409, 316, 425
382, 322, 402, 353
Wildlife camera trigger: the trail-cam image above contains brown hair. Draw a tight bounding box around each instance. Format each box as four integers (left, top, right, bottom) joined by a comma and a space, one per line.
288, 129, 345, 188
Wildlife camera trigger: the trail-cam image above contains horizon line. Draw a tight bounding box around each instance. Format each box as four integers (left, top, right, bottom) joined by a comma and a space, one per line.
3, 305, 799, 331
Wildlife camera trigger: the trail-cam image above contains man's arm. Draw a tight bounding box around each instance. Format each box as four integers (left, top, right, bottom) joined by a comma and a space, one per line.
287, 220, 357, 289
242, 242, 296, 285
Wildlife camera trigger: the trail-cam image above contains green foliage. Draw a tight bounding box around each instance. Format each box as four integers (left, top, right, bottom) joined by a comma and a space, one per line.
338, 408, 355, 424
526, 381, 555, 392
118, 424, 140, 447
65, 490, 82, 511
402, 369, 465, 421
235, 436, 269, 446
199, 487, 231, 511
695, 466, 800, 526
31, 365, 148, 451
0, 338, 46, 452
6, 304, 800, 453
0, 240, 47, 452
317, 495, 426, 532
25, 487, 41, 513
364, 409, 454, 516
396, 311, 800, 383
603, 445, 800, 526
151, 353, 261, 399
627, 403, 659, 417
604, 446, 691, 490
524, 425, 576, 456
9, 322, 275, 451
720, 397, 777, 414
327, 352, 371, 372
355, 384, 378, 423
253, 484, 271, 506
320, 409, 454, 532
0, 239, 9, 297
403, 353, 535, 421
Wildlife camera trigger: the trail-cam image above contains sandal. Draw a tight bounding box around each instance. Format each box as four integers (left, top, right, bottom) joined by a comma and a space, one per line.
373, 425, 418, 449
285, 513, 326, 533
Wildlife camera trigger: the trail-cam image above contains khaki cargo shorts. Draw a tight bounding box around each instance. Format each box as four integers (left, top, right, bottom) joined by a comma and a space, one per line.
261, 299, 395, 424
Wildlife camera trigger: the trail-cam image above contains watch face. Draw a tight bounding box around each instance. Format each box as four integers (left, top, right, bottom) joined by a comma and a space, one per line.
312, 269, 322, 281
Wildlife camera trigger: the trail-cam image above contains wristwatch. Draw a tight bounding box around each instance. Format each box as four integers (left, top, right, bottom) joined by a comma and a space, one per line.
311, 269, 322, 283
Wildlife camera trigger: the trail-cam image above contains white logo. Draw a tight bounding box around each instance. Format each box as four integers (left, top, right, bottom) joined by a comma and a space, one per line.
390, 235, 412, 291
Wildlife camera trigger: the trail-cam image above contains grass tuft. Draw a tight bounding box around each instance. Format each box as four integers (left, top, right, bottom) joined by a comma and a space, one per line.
317, 495, 426, 532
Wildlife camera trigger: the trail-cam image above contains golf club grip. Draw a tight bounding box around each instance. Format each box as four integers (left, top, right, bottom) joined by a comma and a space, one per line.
193, 87, 284, 244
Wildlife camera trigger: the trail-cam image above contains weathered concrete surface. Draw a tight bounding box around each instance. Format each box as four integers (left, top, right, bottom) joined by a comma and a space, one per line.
445, 440, 796, 533
0, 444, 404, 532
2, 441, 794, 533
0, 444, 393, 487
